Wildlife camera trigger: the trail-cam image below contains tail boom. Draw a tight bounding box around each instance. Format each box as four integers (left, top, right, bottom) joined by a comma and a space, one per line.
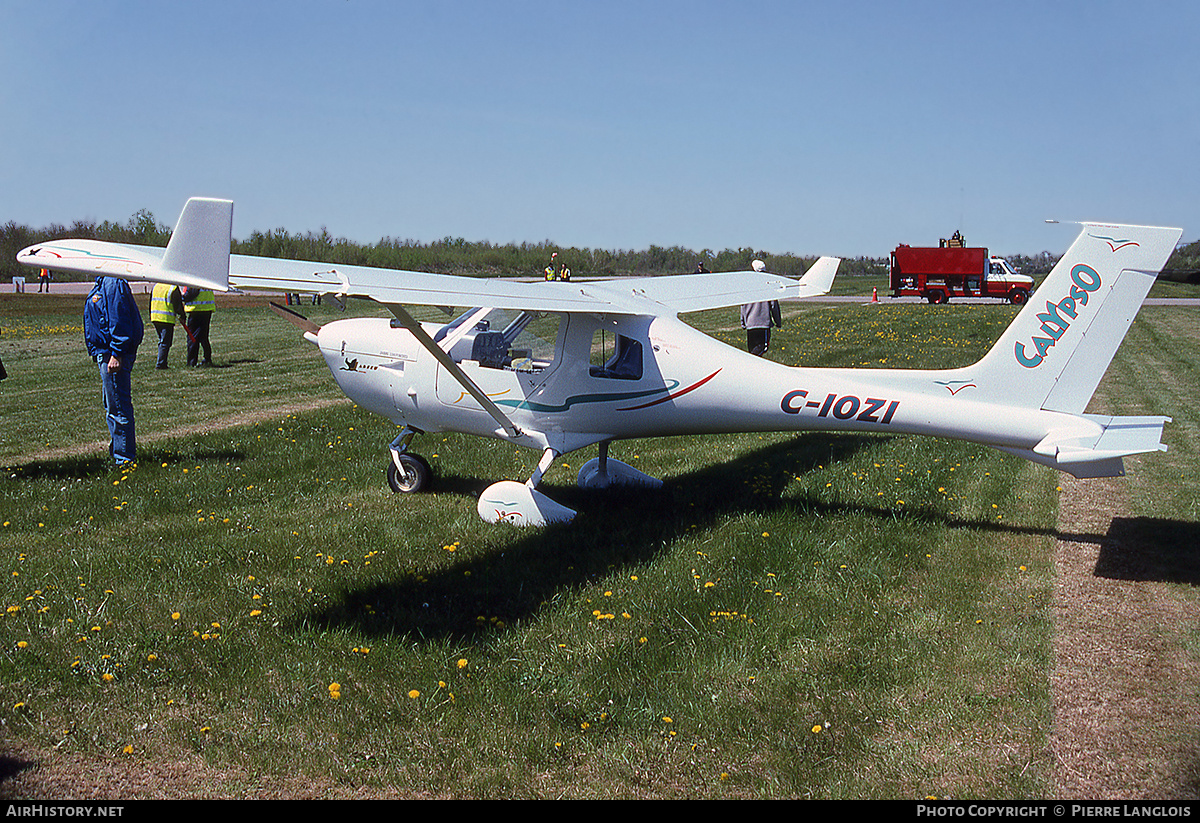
731, 220, 1181, 479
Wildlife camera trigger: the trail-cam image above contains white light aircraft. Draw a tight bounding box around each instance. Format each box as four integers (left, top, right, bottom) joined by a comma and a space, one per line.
18, 199, 1182, 526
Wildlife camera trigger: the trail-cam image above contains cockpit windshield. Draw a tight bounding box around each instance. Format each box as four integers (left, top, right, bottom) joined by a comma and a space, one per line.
436, 308, 561, 372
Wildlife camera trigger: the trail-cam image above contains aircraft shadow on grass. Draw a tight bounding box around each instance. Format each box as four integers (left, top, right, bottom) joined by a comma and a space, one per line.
300, 432, 1197, 644
209, 357, 262, 368
1093, 517, 1200, 585
0, 755, 33, 790
297, 433, 877, 642
4, 447, 249, 481
8, 434, 1192, 646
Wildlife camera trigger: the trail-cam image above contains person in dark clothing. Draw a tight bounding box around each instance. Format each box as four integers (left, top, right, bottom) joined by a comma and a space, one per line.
84, 276, 144, 464
181, 287, 215, 366
149, 282, 187, 369
741, 300, 781, 356
740, 260, 782, 356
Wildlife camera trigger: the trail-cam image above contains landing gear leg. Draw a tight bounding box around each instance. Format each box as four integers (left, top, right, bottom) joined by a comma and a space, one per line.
526, 447, 557, 490
386, 426, 431, 493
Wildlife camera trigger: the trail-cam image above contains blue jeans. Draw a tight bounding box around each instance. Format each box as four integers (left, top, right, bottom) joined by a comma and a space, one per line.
98, 357, 136, 463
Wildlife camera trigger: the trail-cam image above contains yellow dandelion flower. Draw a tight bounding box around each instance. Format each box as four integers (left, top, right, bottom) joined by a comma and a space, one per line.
408, 689, 420, 699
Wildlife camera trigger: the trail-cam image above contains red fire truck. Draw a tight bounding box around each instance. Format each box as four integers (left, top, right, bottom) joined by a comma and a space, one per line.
889, 232, 1033, 304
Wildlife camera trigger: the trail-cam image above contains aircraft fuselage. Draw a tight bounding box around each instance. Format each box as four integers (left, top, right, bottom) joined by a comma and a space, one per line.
314, 310, 1088, 464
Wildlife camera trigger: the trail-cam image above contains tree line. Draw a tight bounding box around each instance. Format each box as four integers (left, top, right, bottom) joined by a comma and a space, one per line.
3, 207, 1197, 284
0, 208, 865, 281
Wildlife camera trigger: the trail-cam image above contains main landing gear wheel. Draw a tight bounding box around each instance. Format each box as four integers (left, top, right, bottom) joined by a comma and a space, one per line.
387, 453, 431, 493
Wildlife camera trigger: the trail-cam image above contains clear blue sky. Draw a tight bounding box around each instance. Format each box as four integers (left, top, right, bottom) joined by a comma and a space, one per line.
2, 0, 1197, 259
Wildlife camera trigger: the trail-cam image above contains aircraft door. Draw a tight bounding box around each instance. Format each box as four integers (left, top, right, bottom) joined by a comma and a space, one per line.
433, 310, 566, 414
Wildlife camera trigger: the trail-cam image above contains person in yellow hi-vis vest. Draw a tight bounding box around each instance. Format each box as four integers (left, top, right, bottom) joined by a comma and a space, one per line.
181, 286, 215, 367
149, 282, 186, 369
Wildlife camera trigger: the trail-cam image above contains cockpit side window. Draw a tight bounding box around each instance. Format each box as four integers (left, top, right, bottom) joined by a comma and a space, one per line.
590, 330, 643, 380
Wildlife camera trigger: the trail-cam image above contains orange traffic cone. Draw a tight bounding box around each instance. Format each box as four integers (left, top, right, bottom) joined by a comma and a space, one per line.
871, 287, 878, 303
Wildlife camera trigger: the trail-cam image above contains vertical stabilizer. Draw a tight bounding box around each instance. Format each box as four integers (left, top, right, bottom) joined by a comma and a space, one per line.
964, 222, 1180, 414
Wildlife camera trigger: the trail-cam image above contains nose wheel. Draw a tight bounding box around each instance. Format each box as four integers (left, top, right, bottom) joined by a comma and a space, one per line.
387, 452, 431, 493
386, 426, 432, 493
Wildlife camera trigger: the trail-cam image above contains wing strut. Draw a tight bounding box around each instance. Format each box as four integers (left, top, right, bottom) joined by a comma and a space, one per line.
386, 304, 523, 439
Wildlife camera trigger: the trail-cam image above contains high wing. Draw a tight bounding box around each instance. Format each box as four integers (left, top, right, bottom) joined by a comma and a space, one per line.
231, 254, 833, 316
17, 197, 840, 316
601, 254, 840, 314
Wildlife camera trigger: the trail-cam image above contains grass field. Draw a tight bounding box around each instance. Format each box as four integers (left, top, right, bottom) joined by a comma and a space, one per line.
0, 287, 1196, 799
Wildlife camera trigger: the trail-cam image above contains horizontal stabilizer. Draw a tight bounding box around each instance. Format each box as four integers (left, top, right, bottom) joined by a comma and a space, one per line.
1083, 413, 1171, 457
1021, 413, 1169, 476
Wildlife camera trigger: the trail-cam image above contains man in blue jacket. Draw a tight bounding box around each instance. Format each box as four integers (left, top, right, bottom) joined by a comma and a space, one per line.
84, 276, 145, 464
